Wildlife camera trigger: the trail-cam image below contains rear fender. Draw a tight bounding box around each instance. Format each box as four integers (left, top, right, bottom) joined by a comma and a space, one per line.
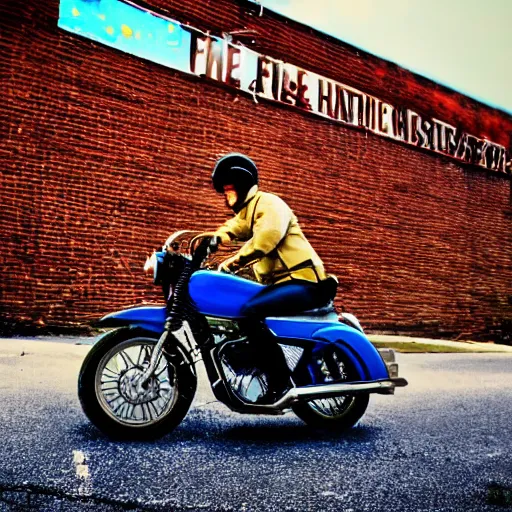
312, 324, 389, 381
95, 306, 166, 334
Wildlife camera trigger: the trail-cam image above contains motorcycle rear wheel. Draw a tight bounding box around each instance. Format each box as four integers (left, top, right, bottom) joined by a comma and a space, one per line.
292, 394, 369, 430
78, 327, 196, 440
292, 348, 369, 430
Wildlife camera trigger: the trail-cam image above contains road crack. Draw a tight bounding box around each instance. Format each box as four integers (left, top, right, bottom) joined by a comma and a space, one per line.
0, 482, 158, 511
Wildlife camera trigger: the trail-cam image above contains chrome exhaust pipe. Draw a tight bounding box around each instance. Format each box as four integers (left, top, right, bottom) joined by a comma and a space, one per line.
269, 378, 407, 410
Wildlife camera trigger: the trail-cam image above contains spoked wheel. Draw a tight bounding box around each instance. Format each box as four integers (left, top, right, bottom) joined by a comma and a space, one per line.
79, 328, 196, 440
292, 348, 369, 430
96, 339, 177, 426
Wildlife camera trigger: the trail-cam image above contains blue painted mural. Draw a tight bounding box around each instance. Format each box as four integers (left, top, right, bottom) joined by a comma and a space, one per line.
58, 0, 191, 73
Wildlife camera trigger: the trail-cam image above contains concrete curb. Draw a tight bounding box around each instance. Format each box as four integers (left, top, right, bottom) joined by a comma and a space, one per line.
2, 334, 512, 352
368, 334, 512, 352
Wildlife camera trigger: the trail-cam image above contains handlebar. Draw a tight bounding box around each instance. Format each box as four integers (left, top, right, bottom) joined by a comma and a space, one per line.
147, 230, 253, 278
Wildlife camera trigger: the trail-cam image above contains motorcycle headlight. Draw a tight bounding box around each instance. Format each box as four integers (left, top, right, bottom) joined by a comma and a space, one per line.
143, 251, 166, 285
144, 253, 156, 273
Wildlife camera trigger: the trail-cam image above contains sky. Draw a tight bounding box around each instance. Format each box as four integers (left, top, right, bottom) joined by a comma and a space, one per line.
258, 0, 512, 115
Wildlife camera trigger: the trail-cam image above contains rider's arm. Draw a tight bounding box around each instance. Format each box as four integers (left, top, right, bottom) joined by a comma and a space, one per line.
235, 194, 291, 267
214, 214, 248, 244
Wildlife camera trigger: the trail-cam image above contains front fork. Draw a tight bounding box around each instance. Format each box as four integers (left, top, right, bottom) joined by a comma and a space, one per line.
137, 321, 198, 391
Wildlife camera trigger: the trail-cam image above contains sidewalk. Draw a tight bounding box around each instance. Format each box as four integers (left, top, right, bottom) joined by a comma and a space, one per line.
368, 334, 512, 353
2, 334, 512, 352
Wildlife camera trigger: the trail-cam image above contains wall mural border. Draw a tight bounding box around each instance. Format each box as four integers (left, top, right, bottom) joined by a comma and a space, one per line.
58, 0, 509, 174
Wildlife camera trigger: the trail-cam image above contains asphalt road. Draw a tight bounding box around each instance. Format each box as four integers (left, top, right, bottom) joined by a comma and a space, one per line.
0, 338, 511, 512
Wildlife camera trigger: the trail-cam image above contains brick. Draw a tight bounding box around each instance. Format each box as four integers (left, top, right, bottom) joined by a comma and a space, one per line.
0, 0, 511, 339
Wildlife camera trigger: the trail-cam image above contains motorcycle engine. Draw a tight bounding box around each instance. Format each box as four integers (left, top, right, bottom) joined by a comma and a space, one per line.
219, 340, 271, 404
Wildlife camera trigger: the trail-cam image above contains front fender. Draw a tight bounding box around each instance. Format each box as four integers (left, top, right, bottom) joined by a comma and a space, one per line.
312, 324, 389, 381
95, 306, 166, 334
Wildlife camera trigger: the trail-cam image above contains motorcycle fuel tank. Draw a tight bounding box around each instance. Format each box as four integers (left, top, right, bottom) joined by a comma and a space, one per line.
189, 270, 264, 318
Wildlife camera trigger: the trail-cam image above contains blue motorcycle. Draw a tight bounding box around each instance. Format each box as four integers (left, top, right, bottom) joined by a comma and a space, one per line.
78, 231, 407, 440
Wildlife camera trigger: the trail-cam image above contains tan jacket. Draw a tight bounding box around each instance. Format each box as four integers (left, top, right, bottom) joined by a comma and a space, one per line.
216, 186, 326, 284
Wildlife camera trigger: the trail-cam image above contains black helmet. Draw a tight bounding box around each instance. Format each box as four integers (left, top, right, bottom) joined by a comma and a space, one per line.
211, 153, 258, 202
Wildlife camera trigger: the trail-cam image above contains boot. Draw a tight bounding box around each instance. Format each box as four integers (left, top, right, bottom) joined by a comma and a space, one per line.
238, 318, 291, 403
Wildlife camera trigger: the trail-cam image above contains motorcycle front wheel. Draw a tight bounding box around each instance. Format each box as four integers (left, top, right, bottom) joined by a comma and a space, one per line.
292, 348, 369, 430
78, 327, 196, 440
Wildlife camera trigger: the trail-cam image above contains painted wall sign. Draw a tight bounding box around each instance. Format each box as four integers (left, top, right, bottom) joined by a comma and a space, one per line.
59, 0, 509, 174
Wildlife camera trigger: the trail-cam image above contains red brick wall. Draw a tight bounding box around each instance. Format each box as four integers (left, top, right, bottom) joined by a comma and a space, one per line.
1, 0, 511, 339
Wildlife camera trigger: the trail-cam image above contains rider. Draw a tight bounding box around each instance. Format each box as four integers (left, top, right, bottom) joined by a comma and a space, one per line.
212, 153, 338, 319
211, 153, 338, 402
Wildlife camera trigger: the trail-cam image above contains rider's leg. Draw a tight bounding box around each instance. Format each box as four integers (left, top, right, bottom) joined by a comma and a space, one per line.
238, 280, 331, 402
235, 322, 290, 403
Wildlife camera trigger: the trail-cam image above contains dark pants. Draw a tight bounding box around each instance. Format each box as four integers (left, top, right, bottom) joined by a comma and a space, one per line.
240, 279, 334, 318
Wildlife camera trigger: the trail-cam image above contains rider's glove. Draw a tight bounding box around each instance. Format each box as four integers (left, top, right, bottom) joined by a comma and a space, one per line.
218, 254, 241, 273
213, 231, 232, 245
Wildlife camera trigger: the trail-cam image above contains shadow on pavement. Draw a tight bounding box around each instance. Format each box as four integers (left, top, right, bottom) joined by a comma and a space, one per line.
74, 408, 383, 448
